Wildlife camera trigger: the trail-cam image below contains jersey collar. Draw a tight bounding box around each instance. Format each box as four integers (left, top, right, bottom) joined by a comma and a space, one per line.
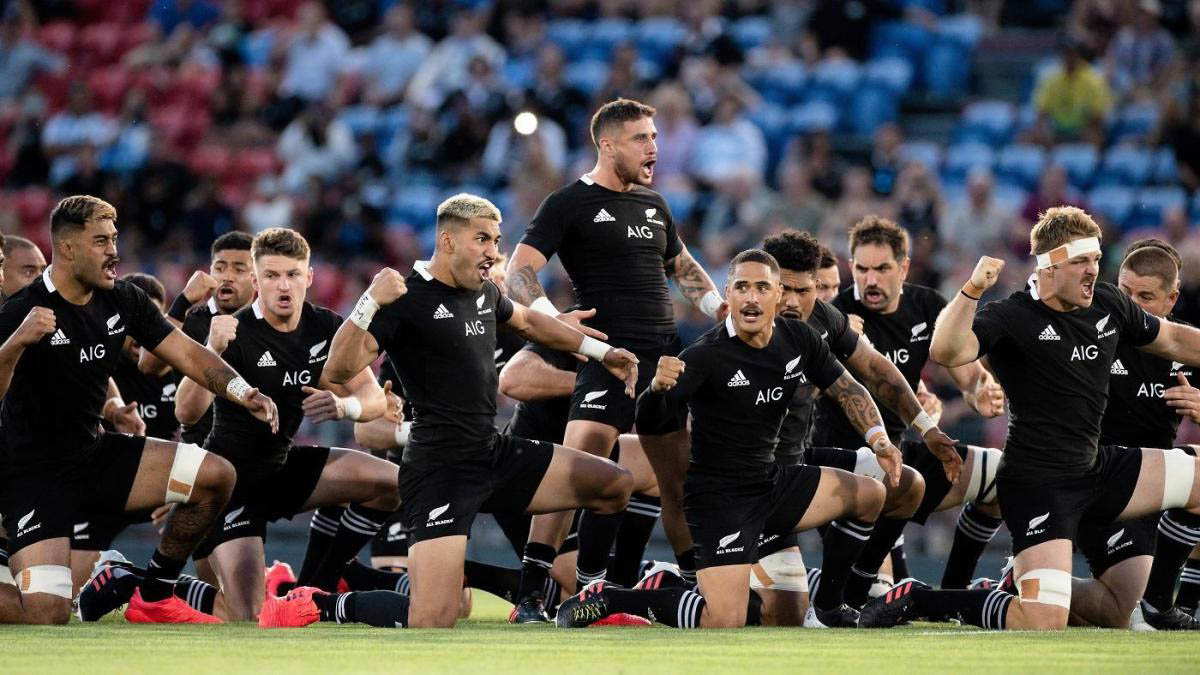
579, 174, 594, 185
725, 316, 737, 337
413, 260, 433, 281
207, 296, 219, 314
42, 265, 57, 293
251, 299, 265, 319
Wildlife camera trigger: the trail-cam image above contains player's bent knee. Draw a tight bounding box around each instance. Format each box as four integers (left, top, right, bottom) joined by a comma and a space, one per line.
964, 447, 1002, 505
1016, 568, 1071, 630
175, 446, 235, 503
17, 565, 74, 624
858, 477, 886, 518
750, 549, 808, 593
889, 466, 924, 516
1159, 451, 1199, 510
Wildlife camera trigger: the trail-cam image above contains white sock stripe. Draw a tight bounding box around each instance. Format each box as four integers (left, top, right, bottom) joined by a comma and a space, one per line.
686, 592, 704, 628
336, 592, 350, 623
341, 520, 382, 536
850, 566, 876, 579
838, 519, 875, 534
522, 556, 553, 570
312, 512, 341, 527
310, 518, 340, 536
625, 504, 663, 517
576, 568, 606, 584
1180, 570, 1200, 583
959, 511, 1003, 534
1159, 515, 1200, 546
957, 519, 1000, 542
679, 590, 702, 628
983, 590, 1004, 629
831, 521, 873, 541
342, 509, 386, 531
398, 574, 410, 595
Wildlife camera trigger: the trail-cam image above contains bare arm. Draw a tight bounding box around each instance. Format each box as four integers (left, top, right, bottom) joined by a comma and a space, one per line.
174, 370, 213, 426
303, 366, 388, 424
844, 336, 925, 424
505, 302, 639, 396
326, 319, 381, 385
666, 247, 721, 314
931, 256, 1004, 367
355, 417, 401, 453
505, 243, 550, 306
138, 344, 172, 376
822, 370, 902, 485
1140, 320, 1200, 366
151, 329, 278, 431
498, 347, 576, 402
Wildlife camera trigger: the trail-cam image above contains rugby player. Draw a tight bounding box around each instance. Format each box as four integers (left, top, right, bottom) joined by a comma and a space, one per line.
505, 98, 724, 615
862, 206, 1200, 631
814, 216, 1006, 605
1, 235, 47, 300
0, 195, 278, 625
556, 249, 894, 629
312, 193, 639, 629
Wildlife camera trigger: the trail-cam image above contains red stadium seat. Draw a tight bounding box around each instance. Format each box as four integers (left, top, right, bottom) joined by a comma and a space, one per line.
189, 144, 232, 177
121, 22, 159, 54
34, 70, 72, 112
218, 180, 250, 210
14, 187, 53, 231
38, 22, 76, 54
79, 22, 124, 67
228, 148, 280, 183
150, 104, 211, 151
89, 66, 132, 114
168, 65, 221, 107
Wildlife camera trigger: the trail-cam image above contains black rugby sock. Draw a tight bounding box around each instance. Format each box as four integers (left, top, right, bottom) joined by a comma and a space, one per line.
463, 559, 522, 603
941, 504, 1004, 589
602, 587, 706, 628
816, 519, 875, 610
675, 549, 697, 586
890, 536, 910, 579
517, 542, 556, 601
341, 559, 407, 592
608, 494, 661, 587
576, 509, 624, 586
912, 587, 1012, 629
842, 517, 902, 607
317, 590, 410, 627
142, 549, 187, 602
1175, 557, 1200, 616
1144, 510, 1200, 611
312, 504, 392, 591
174, 575, 216, 614
297, 507, 344, 587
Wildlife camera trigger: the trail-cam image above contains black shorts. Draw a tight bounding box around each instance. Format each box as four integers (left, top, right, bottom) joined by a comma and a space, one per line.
686, 464, 822, 570
901, 440, 969, 524
193, 445, 330, 560
998, 445, 1142, 557
399, 433, 554, 544
569, 337, 681, 433
370, 450, 408, 559
72, 510, 153, 552
756, 532, 800, 560
0, 433, 145, 554
1078, 513, 1157, 578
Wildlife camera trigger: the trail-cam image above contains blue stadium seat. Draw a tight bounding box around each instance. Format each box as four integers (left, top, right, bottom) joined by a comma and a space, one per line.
565, 60, 610, 97
1095, 145, 1152, 187
661, 188, 697, 224
1049, 143, 1098, 189
1192, 192, 1200, 222
338, 105, 381, 139
863, 57, 913, 94
899, 141, 942, 173
870, 21, 929, 66
546, 19, 588, 60
503, 58, 535, 90
808, 58, 861, 108
789, 100, 838, 134
1131, 186, 1188, 229
1087, 185, 1136, 229
997, 144, 1047, 190
582, 18, 634, 61
942, 142, 995, 182
961, 100, 1016, 147
634, 17, 685, 68
1151, 147, 1178, 185
240, 28, 275, 68
747, 62, 808, 106
992, 182, 1028, 216
731, 16, 773, 51
923, 37, 970, 98
937, 14, 984, 48
1109, 103, 1159, 144
847, 84, 898, 135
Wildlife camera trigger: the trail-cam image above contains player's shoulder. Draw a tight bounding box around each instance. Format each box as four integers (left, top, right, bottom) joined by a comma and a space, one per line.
305, 301, 343, 325
778, 315, 822, 343
680, 321, 727, 356
902, 282, 948, 310
232, 302, 260, 323
626, 184, 668, 206
183, 298, 218, 322
831, 285, 855, 309
540, 178, 595, 206
808, 299, 844, 327
0, 280, 43, 313
1092, 281, 1128, 307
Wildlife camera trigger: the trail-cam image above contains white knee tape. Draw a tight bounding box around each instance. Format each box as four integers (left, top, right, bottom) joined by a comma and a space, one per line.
166, 443, 208, 504
0, 565, 13, 586
17, 564, 73, 599
854, 448, 887, 483
965, 447, 1002, 505
751, 549, 808, 592
1161, 448, 1196, 511
1016, 568, 1071, 609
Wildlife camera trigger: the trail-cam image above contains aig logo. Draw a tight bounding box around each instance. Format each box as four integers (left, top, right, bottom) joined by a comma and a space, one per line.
883, 348, 909, 365
627, 225, 653, 239
283, 370, 312, 386
80, 344, 107, 363
1070, 345, 1099, 361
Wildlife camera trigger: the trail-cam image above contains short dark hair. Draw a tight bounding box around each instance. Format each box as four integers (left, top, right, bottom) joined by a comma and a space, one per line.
2, 234, 38, 257
849, 215, 909, 261
252, 228, 310, 261
1123, 239, 1181, 290
818, 245, 837, 270
121, 272, 165, 304
590, 98, 656, 148
728, 248, 780, 278
50, 195, 117, 239
762, 231, 821, 274
211, 231, 253, 257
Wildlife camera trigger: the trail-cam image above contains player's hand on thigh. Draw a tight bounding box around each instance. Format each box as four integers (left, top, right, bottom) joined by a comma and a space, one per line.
921, 428, 962, 484
106, 400, 145, 435
875, 442, 903, 488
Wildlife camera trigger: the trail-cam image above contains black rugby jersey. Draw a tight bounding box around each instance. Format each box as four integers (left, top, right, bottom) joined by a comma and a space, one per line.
111, 352, 179, 441
973, 282, 1159, 477
521, 176, 684, 349
0, 269, 173, 470
206, 300, 343, 471
1100, 316, 1191, 449
775, 300, 860, 465
507, 341, 576, 443
636, 317, 845, 482
367, 261, 514, 464
815, 282, 945, 447
179, 297, 223, 445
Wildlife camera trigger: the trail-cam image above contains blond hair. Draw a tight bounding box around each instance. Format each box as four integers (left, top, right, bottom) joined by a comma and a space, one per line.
436, 193, 501, 231
1029, 206, 1101, 255
252, 227, 311, 261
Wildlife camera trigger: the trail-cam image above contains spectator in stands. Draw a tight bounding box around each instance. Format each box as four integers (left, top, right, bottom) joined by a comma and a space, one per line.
150, 0, 220, 36
1106, 0, 1175, 100
41, 83, 118, 185
406, 7, 504, 110
762, 158, 830, 236
647, 83, 698, 192
690, 94, 766, 186
127, 133, 196, 241
482, 106, 568, 184
526, 44, 589, 149
243, 175, 293, 233
941, 167, 1008, 256
870, 123, 905, 197
0, 6, 65, 104
277, 103, 358, 191
1068, 0, 1128, 60
278, 2, 350, 104
801, 131, 846, 201
353, 4, 431, 108
595, 42, 652, 107
1020, 164, 1086, 224
699, 167, 778, 264
1162, 83, 1200, 193
183, 177, 237, 253
823, 166, 892, 252
1029, 36, 1113, 147
893, 161, 943, 237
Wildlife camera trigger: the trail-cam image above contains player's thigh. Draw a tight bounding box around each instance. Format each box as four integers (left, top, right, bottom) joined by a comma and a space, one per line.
696, 564, 751, 628
407, 535, 468, 628
638, 429, 689, 503
616, 434, 659, 496
68, 549, 100, 593
8, 537, 72, 621
525, 444, 630, 514
1120, 447, 1199, 519
563, 419, 620, 457
125, 437, 232, 512
1097, 555, 1152, 612
794, 467, 882, 530
301, 447, 399, 510
1009, 539, 1073, 630
208, 536, 266, 621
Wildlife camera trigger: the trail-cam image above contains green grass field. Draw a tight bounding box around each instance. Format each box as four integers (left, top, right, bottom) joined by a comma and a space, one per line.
2, 593, 1199, 674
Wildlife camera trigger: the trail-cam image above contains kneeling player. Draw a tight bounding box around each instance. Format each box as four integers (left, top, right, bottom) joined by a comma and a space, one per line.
557, 250, 895, 629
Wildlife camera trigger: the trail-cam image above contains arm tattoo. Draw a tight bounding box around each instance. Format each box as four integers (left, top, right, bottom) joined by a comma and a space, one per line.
669, 250, 715, 306
864, 352, 923, 423
508, 264, 547, 305
202, 365, 236, 396
825, 372, 886, 436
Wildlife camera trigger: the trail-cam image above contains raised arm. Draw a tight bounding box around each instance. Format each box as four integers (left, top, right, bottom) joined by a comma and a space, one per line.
174, 313, 238, 425
498, 348, 576, 402
822, 371, 903, 486
326, 268, 407, 385
1139, 319, 1200, 366
0, 306, 56, 400
504, 301, 639, 397
302, 366, 388, 424
666, 247, 724, 318
505, 243, 551, 307
930, 256, 1004, 367
151, 328, 278, 432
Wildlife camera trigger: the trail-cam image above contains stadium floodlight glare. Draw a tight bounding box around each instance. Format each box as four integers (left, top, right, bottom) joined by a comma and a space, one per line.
514, 111, 539, 136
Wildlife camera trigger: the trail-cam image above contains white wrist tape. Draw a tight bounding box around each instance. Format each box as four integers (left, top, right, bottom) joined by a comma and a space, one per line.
698, 290, 723, 319
1035, 236, 1100, 270
579, 335, 611, 361
226, 376, 251, 402
1161, 448, 1196, 510
349, 291, 381, 331
911, 410, 936, 436
18, 564, 73, 599
865, 425, 888, 453
394, 421, 411, 448
166, 443, 207, 504
530, 296, 560, 317
1016, 568, 1071, 609
853, 448, 888, 483
342, 396, 364, 421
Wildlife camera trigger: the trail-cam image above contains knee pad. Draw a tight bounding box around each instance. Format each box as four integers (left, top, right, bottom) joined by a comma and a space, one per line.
1161, 448, 1196, 510
1016, 568, 1071, 609
750, 548, 808, 593
853, 448, 887, 483
166, 442, 209, 504
964, 446, 1002, 505
17, 564, 73, 599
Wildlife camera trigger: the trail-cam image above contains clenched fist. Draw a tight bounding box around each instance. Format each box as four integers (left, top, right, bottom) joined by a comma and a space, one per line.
182, 271, 219, 304
651, 356, 685, 393
967, 256, 1005, 296
207, 314, 239, 354
14, 307, 56, 346
368, 268, 408, 305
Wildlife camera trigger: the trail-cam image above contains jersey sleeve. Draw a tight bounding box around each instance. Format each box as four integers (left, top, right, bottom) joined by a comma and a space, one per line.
366, 301, 405, 355
814, 301, 859, 360
972, 300, 1009, 357
492, 281, 514, 324
520, 192, 567, 260
1110, 284, 1160, 347
122, 283, 174, 351
662, 198, 684, 262
181, 309, 208, 343
796, 321, 846, 390
634, 342, 707, 435
0, 294, 32, 346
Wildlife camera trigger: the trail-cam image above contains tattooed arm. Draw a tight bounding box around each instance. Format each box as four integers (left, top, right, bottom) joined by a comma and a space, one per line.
666, 247, 722, 316
506, 243, 551, 306
823, 370, 903, 485
504, 302, 640, 397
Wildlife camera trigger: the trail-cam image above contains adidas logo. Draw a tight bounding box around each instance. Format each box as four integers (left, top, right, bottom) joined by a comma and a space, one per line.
433, 304, 454, 319
728, 370, 750, 387
258, 351, 277, 367
1111, 360, 1128, 375
593, 208, 616, 223
1038, 325, 1060, 341
50, 329, 70, 345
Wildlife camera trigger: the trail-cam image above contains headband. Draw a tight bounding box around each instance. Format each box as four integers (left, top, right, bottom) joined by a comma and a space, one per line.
1034, 236, 1100, 270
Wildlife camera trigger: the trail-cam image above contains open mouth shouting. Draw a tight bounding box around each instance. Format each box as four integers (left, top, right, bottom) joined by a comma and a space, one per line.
102, 257, 120, 281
